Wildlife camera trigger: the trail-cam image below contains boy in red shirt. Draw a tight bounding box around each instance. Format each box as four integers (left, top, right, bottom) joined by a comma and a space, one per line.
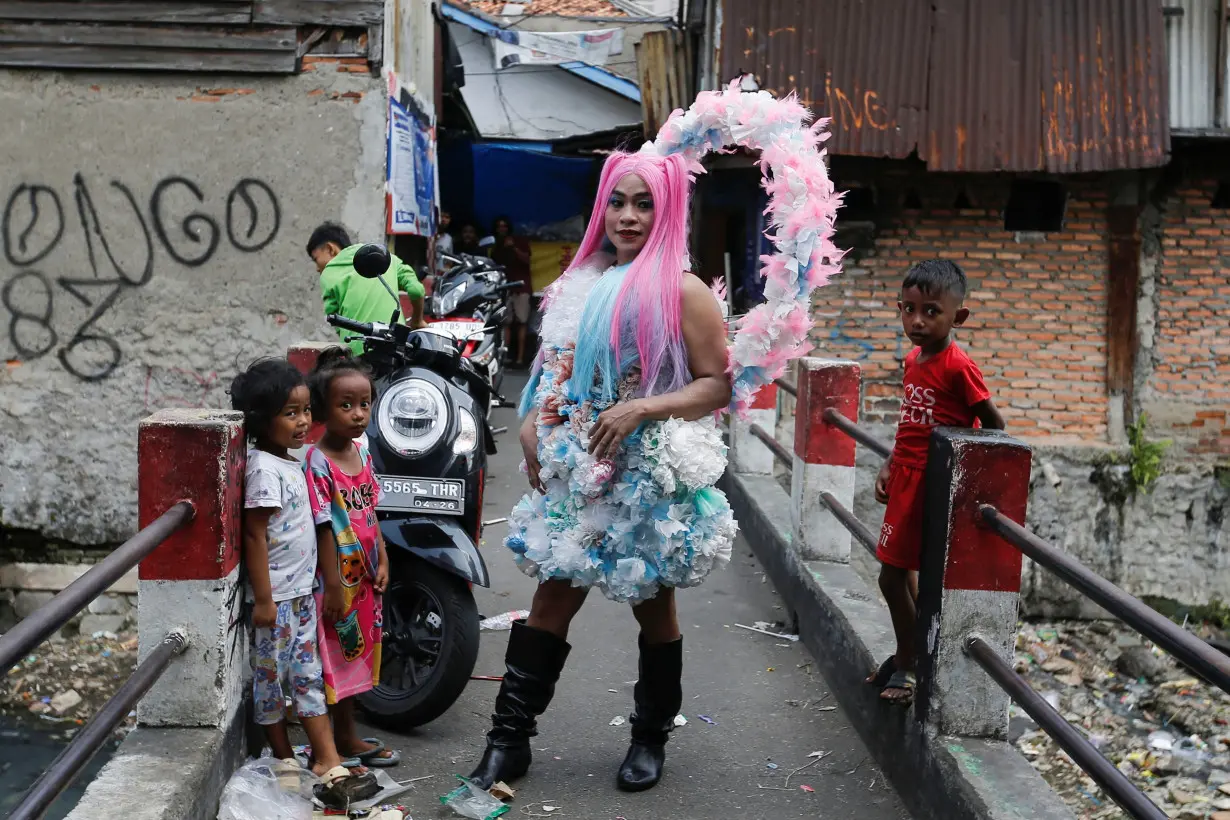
868, 259, 1004, 705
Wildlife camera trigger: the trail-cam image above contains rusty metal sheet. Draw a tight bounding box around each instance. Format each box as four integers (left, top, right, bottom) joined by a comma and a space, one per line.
718, 0, 1170, 172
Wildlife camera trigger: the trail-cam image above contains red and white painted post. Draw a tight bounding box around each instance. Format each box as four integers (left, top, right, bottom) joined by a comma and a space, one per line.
136, 409, 246, 727
914, 427, 1030, 738
791, 358, 861, 562
731, 382, 779, 475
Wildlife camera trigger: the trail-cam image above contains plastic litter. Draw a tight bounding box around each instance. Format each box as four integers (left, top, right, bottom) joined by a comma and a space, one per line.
609, 716, 626, 727
673, 714, 688, 728
479, 610, 531, 631
698, 715, 716, 725
440, 776, 509, 819
219, 757, 315, 820
735, 623, 800, 642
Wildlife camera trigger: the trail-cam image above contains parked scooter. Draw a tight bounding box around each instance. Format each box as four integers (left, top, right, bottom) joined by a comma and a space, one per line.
329, 244, 493, 728
430, 252, 525, 403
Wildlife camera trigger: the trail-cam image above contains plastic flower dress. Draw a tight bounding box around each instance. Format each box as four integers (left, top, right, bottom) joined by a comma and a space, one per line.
504, 81, 843, 604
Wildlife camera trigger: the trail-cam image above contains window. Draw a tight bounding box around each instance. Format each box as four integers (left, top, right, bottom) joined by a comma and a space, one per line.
1211, 182, 1230, 209
1003, 180, 1067, 232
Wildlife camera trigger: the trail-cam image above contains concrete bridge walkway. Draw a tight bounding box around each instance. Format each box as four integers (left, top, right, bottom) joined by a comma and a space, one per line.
358, 375, 910, 820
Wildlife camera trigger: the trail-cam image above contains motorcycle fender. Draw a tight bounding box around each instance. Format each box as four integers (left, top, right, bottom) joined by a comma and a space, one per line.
379, 515, 491, 588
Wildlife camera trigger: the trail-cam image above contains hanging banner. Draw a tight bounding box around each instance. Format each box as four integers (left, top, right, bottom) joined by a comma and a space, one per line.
387, 96, 437, 236
528, 240, 577, 294
492, 28, 623, 70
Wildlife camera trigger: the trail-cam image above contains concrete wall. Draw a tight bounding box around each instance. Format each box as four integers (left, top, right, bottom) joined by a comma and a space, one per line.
0, 66, 387, 546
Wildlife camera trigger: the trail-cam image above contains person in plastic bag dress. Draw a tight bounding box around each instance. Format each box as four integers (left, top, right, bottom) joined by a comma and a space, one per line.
467, 151, 737, 793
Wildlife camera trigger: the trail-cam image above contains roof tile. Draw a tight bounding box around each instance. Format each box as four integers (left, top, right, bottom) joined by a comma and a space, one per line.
456, 0, 627, 18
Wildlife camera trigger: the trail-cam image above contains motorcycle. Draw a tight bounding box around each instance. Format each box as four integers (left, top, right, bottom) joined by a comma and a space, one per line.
429, 252, 525, 404
329, 244, 494, 728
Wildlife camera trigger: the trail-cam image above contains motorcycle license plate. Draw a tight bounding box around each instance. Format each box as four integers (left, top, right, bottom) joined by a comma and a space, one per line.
427, 320, 483, 340
376, 475, 465, 515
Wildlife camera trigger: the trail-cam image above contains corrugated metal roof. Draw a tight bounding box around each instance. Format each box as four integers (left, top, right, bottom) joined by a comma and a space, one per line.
1165, 0, 1224, 130
718, 0, 1170, 172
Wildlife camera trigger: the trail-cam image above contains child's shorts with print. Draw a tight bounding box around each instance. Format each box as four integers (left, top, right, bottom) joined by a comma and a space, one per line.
876, 462, 926, 572
251, 594, 327, 725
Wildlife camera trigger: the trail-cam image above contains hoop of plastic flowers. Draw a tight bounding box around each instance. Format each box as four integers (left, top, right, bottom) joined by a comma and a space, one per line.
640, 81, 846, 415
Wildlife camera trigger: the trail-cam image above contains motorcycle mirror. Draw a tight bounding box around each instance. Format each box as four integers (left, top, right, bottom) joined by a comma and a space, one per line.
353, 244, 391, 279
477, 236, 495, 248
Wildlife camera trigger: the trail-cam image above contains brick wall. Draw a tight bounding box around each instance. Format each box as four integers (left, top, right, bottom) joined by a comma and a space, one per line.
1140, 167, 1230, 455
812, 173, 1110, 440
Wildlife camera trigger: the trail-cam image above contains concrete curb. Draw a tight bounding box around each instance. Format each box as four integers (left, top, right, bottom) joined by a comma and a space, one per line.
66, 702, 249, 820
721, 470, 1076, 820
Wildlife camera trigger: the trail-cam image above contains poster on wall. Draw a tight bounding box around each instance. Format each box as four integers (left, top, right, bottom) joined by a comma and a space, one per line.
491, 28, 623, 70
387, 96, 436, 236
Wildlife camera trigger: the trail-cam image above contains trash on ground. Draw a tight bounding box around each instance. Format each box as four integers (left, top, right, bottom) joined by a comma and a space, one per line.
49, 689, 82, 715
799, 785, 815, 793
488, 781, 516, 801
698, 715, 716, 725
673, 714, 688, 727
808, 751, 827, 758
479, 610, 531, 632
609, 716, 626, 727
440, 776, 509, 819
1014, 619, 1230, 820
766, 762, 779, 770
345, 770, 420, 811
735, 623, 800, 642
219, 757, 315, 820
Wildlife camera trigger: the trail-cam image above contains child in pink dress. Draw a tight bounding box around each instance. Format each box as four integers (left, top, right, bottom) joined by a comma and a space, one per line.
305, 348, 400, 768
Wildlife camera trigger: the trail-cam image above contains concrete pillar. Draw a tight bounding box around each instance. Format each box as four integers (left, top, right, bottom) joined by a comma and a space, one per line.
915, 427, 1031, 739
731, 382, 779, 475
136, 409, 246, 728
790, 358, 860, 562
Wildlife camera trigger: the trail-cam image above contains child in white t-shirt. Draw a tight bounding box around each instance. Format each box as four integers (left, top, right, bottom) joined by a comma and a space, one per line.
230, 358, 375, 801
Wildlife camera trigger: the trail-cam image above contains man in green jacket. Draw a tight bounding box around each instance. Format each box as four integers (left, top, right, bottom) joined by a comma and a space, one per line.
307, 222, 427, 355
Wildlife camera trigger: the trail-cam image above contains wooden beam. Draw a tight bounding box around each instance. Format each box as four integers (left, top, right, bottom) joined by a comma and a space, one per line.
0, 44, 296, 72
0, 1, 254, 25
1106, 205, 1141, 405
252, 0, 383, 25
0, 22, 296, 51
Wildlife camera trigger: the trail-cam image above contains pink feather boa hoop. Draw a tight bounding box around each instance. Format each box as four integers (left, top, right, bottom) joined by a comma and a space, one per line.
641, 81, 846, 415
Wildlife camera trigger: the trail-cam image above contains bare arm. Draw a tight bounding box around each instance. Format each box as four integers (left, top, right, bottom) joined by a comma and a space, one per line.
242, 508, 277, 627
973, 398, 1006, 431
588, 275, 732, 458
317, 524, 345, 622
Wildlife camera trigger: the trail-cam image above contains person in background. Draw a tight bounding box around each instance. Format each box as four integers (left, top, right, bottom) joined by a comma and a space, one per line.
435, 210, 454, 273
490, 216, 533, 367
456, 222, 482, 256
307, 222, 426, 355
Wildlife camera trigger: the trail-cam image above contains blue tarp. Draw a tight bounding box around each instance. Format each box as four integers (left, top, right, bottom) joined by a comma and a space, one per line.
440, 140, 596, 232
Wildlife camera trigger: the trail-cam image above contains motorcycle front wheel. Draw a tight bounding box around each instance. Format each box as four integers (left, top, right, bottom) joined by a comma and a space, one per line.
358, 558, 479, 728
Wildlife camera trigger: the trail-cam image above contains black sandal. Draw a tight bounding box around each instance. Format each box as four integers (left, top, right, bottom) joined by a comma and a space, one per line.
880, 670, 916, 706
865, 656, 896, 688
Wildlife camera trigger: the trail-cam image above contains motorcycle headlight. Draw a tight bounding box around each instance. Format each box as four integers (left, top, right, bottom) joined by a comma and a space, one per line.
378, 379, 447, 456
453, 407, 478, 455
435, 281, 467, 316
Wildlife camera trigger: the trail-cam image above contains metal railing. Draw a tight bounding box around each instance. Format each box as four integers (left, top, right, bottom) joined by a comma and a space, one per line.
749, 423, 793, 468
2, 501, 195, 820
773, 377, 797, 397
806, 406, 1220, 820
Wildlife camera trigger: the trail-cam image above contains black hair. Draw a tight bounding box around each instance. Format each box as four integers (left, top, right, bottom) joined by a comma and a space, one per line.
229, 358, 306, 443
493, 215, 512, 233
308, 347, 376, 418
902, 259, 967, 300
306, 222, 352, 258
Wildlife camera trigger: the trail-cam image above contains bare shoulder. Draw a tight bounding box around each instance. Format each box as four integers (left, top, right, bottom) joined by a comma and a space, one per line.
680, 272, 712, 299
680, 274, 721, 318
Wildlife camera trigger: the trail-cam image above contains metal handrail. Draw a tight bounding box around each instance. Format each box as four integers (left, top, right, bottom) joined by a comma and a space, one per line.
820, 408, 892, 459
818, 492, 879, 557
774, 378, 797, 397
965, 636, 1167, 820
10, 630, 190, 820
749, 423, 793, 469
979, 505, 1230, 694
0, 501, 195, 673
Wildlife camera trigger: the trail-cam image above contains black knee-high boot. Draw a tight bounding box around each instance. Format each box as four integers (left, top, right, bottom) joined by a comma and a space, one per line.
616, 636, 683, 792
467, 621, 571, 789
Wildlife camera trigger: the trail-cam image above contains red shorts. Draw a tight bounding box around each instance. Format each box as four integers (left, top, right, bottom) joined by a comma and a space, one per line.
877, 462, 926, 571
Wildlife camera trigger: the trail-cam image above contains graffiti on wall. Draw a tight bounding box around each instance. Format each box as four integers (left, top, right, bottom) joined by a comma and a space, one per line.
2, 174, 280, 381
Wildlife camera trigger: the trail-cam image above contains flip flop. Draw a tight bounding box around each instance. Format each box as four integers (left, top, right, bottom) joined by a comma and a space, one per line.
865, 656, 896, 688
880, 670, 916, 706
314, 765, 380, 809
354, 738, 386, 761
363, 748, 402, 768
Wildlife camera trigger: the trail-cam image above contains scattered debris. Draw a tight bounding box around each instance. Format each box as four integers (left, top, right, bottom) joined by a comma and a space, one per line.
489, 781, 516, 801
799, 784, 815, 793
49, 689, 82, 715
766, 762, 779, 770
1013, 620, 1230, 820
479, 610, 531, 632
673, 714, 688, 728
698, 715, 716, 725
609, 716, 625, 727
735, 623, 800, 642
441, 776, 509, 819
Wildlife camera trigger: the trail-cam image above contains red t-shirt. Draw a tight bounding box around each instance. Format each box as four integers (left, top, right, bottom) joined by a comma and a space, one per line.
892, 342, 991, 468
